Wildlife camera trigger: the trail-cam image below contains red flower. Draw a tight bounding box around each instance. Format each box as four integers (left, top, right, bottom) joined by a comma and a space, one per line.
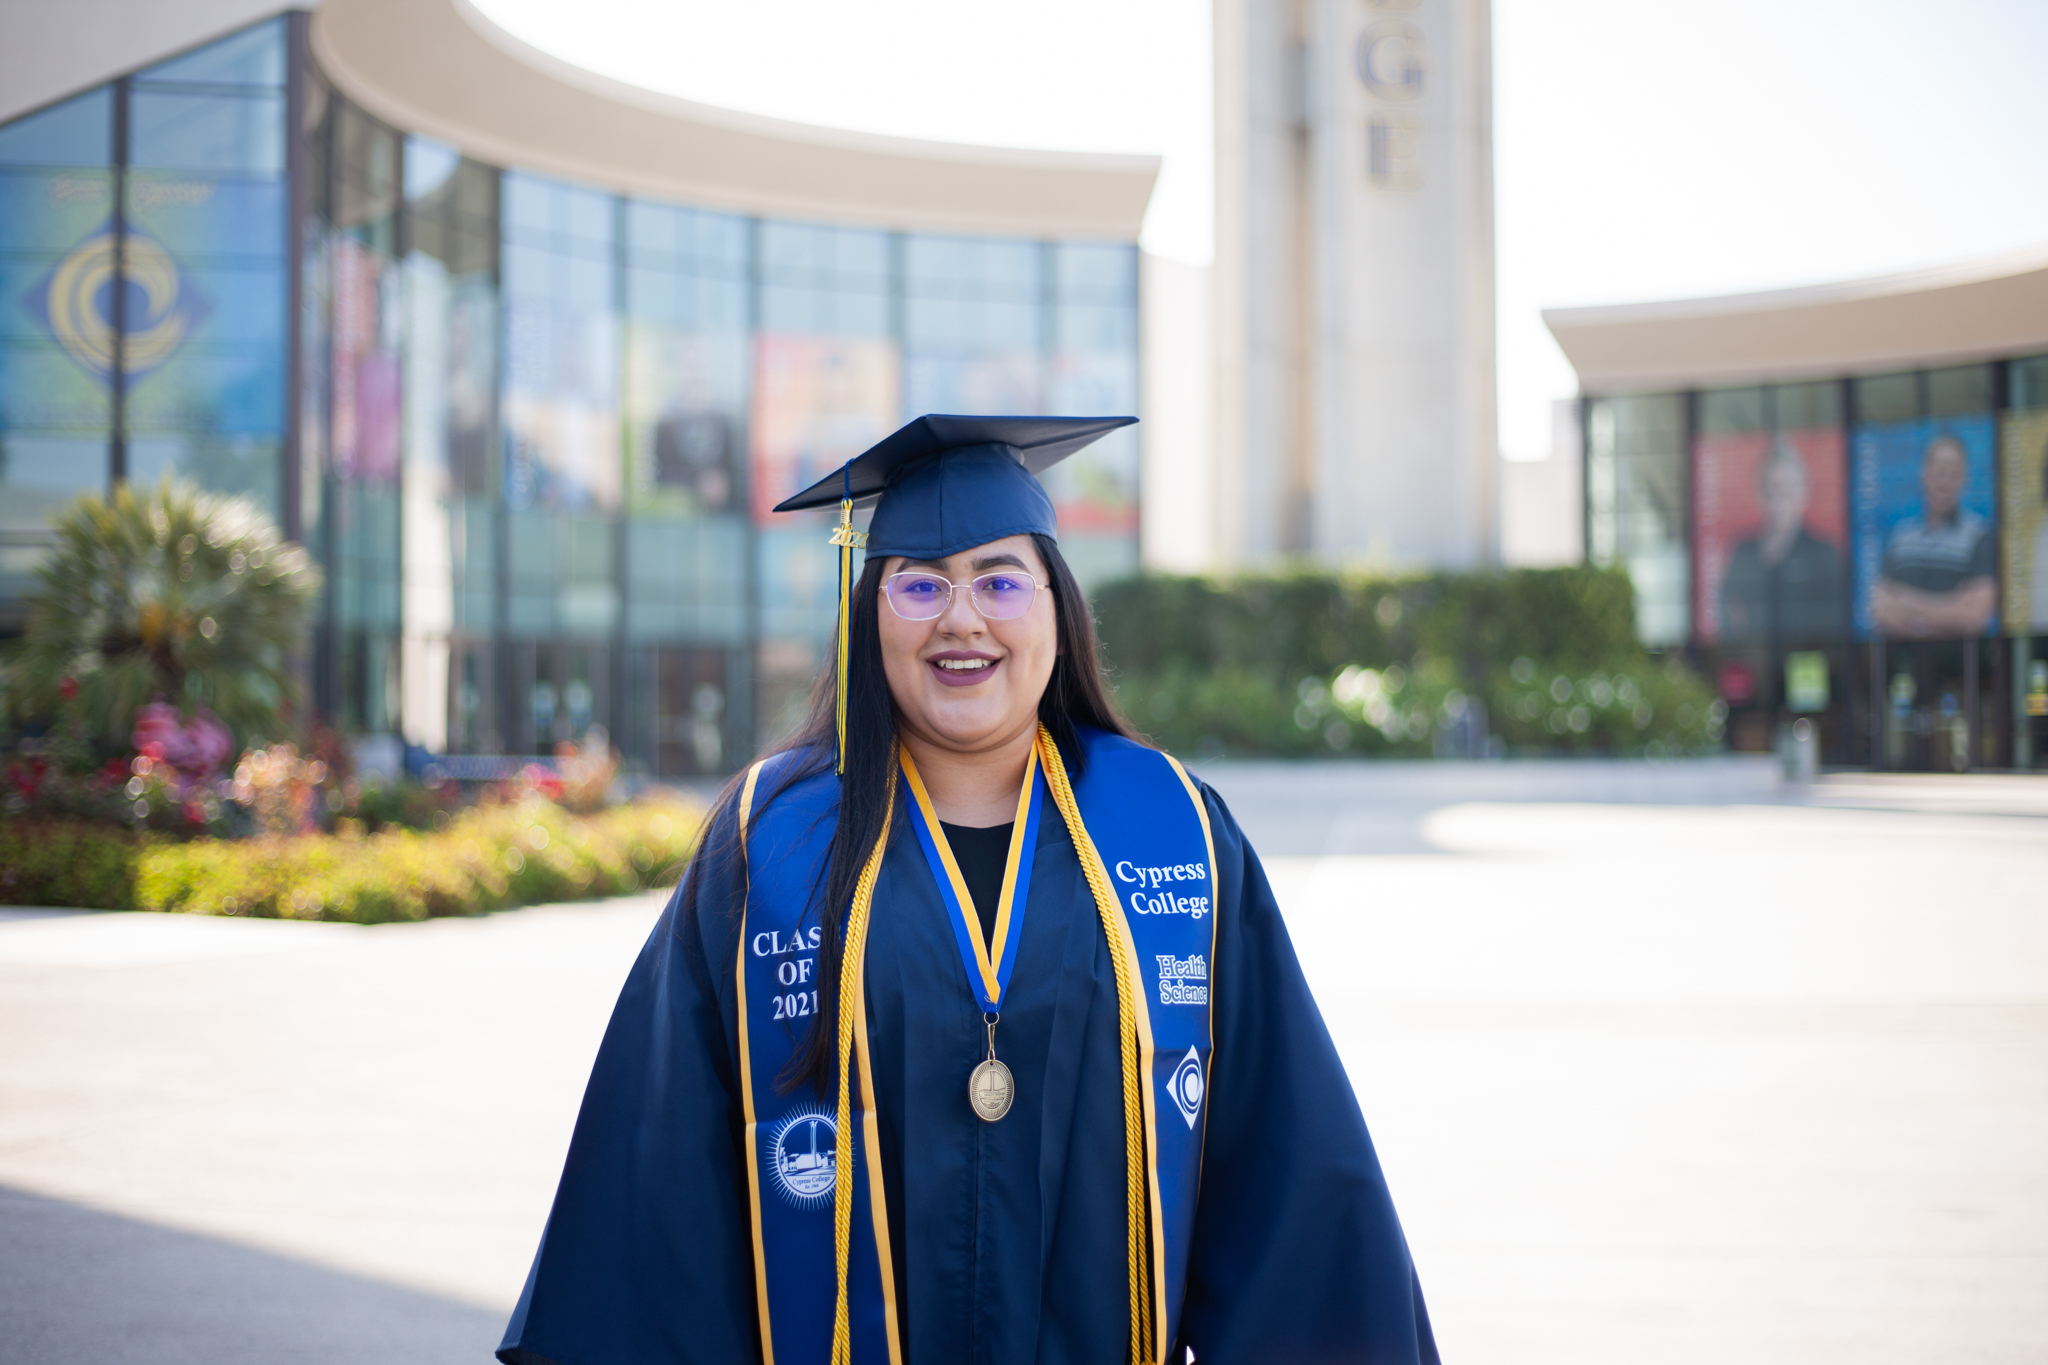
59, 677, 78, 701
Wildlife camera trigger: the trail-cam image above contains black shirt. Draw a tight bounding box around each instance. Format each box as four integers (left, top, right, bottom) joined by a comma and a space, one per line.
1719, 526, 1846, 642
939, 820, 1014, 947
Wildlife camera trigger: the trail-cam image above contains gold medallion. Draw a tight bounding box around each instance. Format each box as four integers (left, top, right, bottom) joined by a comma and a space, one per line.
968, 1057, 1014, 1122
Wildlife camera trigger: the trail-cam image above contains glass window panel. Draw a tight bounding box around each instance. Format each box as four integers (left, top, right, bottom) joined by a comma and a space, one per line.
625, 518, 748, 644
565, 185, 613, 244
1927, 363, 1993, 417
333, 103, 399, 248
129, 435, 279, 508
404, 137, 461, 202
124, 171, 287, 455
0, 88, 111, 167
454, 498, 496, 631
130, 90, 284, 173
759, 219, 893, 336
762, 221, 890, 294
139, 18, 287, 87
120, 36, 288, 524
760, 281, 890, 337
1586, 393, 1689, 645
1697, 386, 1763, 435
1053, 241, 1137, 302
0, 161, 117, 434
502, 173, 556, 239
408, 150, 498, 277
504, 510, 618, 639
752, 219, 899, 539
2012, 355, 2048, 411
622, 198, 750, 627
1041, 241, 1139, 588
501, 240, 549, 298
904, 233, 1043, 420
1853, 372, 1917, 425
567, 253, 610, 309
332, 481, 402, 630
319, 92, 406, 738
1773, 380, 1842, 430
502, 173, 620, 515
0, 434, 105, 531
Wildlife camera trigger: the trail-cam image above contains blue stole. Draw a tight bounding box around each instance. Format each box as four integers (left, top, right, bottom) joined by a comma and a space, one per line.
735, 727, 1217, 1364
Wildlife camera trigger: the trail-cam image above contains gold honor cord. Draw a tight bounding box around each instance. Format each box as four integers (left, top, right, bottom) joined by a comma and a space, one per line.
821, 731, 1154, 1365
830, 795, 893, 1365
1036, 725, 1156, 1365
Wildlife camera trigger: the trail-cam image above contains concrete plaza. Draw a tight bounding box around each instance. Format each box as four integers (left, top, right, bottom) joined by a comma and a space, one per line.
2, 759, 2044, 1363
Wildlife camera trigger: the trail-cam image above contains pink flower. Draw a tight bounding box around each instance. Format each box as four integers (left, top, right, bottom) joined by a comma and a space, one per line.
130, 702, 236, 794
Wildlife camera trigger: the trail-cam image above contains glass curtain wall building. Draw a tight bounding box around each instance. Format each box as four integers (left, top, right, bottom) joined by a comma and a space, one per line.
0, 15, 1142, 776
1583, 355, 2048, 771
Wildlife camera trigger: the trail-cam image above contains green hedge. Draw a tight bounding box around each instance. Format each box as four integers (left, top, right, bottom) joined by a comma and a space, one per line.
0, 798, 700, 922
1092, 565, 1723, 758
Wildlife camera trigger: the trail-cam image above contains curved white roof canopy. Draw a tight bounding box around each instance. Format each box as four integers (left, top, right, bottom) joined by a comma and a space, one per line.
1544, 245, 2048, 393
312, 0, 1159, 239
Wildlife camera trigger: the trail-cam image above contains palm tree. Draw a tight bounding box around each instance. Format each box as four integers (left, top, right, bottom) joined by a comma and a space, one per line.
7, 476, 321, 750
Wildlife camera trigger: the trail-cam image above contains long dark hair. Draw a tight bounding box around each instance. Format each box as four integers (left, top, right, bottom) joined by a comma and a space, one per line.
677, 533, 1139, 1093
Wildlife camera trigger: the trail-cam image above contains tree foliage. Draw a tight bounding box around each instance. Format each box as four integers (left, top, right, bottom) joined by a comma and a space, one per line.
6, 477, 320, 749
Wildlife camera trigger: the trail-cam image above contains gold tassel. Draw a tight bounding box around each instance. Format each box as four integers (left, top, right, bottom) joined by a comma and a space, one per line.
828, 496, 866, 775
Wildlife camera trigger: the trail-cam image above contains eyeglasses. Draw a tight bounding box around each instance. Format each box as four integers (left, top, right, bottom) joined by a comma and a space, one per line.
884, 570, 1047, 622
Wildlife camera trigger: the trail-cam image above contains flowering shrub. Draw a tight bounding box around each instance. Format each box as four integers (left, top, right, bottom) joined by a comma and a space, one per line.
230, 744, 328, 836
0, 799, 700, 922
131, 702, 234, 788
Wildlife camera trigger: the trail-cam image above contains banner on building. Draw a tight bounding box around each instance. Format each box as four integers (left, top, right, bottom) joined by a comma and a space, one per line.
748, 334, 899, 524
1851, 416, 1999, 641
1693, 426, 1847, 645
2001, 409, 2048, 633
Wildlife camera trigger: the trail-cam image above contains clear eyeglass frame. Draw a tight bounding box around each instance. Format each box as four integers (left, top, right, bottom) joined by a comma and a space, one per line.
883, 570, 1048, 622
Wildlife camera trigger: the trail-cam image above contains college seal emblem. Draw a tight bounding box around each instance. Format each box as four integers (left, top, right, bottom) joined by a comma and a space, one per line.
768, 1110, 838, 1206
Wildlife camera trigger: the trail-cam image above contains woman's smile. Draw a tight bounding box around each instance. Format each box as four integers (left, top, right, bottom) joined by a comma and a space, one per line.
926, 650, 1002, 686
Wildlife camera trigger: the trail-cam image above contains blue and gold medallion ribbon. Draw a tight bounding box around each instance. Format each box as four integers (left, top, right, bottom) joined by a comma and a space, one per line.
898, 739, 1045, 1014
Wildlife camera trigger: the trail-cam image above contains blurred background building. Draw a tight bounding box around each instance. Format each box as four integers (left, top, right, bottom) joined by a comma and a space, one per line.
1212, 0, 1496, 570
7, 0, 2043, 777
0, 0, 1152, 775
1544, 251, 2048, 772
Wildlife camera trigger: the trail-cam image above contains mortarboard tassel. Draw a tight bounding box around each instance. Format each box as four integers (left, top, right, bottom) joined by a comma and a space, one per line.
827, 467, 866, 775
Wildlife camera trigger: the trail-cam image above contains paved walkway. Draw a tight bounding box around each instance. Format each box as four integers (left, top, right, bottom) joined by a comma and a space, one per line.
2, 760, 2044, 1363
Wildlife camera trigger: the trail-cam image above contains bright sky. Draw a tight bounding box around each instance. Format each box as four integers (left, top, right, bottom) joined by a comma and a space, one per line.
474, 0, 2048, 462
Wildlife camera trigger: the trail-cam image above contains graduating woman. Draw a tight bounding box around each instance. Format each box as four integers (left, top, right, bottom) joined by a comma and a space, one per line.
500, 416, 1439, 1365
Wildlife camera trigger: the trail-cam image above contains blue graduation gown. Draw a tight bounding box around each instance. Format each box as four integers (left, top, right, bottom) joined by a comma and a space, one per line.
500, 776, 1438, 1365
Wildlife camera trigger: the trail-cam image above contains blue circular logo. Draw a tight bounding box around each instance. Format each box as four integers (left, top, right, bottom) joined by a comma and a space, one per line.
770, 1111, 839, 1205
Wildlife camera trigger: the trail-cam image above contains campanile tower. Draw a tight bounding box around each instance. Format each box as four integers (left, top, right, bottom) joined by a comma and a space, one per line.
1213, 0, 1496, 569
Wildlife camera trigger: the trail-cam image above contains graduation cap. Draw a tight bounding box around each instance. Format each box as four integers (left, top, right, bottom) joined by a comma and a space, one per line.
772, 413, 1136, 561
774, 413, 1137, 771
